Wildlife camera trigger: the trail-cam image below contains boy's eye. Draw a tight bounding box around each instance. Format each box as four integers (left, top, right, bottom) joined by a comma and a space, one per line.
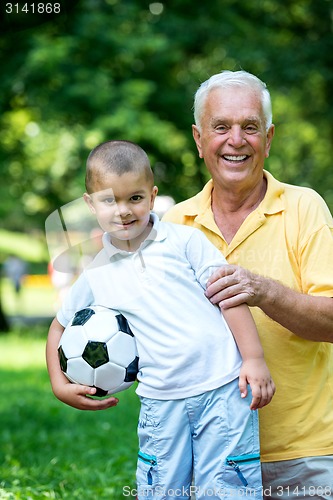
104, 197, 115, 204
131, 195, 143, 202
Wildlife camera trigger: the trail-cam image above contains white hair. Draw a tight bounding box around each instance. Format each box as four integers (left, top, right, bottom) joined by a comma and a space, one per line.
194, 70, 272, 131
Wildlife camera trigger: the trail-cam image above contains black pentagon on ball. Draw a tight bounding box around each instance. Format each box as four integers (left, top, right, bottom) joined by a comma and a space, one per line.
71, 308, 95, 326
58, 345, 68, 372
82, 341, 109, 368
116, 313, 134, 336
125, 356, 139, 382
94, 386, 108, 397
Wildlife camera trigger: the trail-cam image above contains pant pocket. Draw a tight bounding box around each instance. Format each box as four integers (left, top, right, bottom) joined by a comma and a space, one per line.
223, 453, 262, 491
137, 451, 158, 488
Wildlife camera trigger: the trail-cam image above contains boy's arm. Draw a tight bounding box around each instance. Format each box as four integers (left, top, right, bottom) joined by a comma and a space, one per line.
221, 304, 275, 410
46, 317, 119, 410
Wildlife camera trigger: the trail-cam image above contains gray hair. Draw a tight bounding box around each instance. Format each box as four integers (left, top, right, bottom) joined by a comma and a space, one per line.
194, 70, 272, 131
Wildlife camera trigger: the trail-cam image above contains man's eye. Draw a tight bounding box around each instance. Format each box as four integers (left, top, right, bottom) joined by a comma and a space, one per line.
245, 125, 258, 134
216, 125, 228, 133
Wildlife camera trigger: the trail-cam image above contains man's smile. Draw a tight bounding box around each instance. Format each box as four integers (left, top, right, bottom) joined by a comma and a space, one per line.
222, 154, 249, 162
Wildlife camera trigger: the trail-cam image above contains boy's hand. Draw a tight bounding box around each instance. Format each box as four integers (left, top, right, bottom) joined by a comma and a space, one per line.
53, 380, 119, 411
239, 358, 276, 410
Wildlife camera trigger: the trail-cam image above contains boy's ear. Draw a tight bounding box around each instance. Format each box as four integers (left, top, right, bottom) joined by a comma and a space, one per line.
150, 185, 158, 209
83, 193, 96, 214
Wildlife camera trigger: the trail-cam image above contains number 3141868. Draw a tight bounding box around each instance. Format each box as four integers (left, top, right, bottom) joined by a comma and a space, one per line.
5, 3, 61, 14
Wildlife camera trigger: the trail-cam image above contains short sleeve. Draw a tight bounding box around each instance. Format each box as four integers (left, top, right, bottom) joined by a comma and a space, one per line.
56, 272, 94, 327
185, 229, 228, 289
300, 224, 333, 296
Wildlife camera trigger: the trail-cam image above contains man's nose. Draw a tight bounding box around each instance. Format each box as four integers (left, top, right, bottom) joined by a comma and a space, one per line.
227, 126, 245, 147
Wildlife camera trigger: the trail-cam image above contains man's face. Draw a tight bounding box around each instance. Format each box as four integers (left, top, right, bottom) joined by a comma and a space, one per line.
192, 86, 274, 192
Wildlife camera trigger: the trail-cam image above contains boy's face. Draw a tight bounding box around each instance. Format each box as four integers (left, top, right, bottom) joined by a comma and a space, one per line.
84, 170, 158, 251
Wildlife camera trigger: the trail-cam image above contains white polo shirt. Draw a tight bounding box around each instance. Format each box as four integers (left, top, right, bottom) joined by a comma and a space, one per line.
57, 214, 242, 400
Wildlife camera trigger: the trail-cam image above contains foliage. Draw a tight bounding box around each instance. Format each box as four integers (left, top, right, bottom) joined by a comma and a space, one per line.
0, 230, 48, 263
0, 0, 332, 236
0, 328, 140, 499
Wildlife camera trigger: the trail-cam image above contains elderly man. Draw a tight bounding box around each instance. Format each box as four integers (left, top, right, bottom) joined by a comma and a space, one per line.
163, 70, 333, 499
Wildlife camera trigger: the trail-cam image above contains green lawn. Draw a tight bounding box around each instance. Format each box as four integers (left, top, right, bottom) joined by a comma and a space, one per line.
0, 327, 140, 499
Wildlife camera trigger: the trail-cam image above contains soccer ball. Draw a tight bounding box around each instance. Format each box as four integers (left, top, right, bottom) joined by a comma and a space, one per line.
58, 305, 139, 396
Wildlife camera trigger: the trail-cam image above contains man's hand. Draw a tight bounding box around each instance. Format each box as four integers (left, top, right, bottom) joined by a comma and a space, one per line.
206, 264, 266, 309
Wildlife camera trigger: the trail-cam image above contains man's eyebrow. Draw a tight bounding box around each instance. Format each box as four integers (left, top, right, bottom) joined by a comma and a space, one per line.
210, 116, 229, 126
210, 116, 262, 126
244, 116, 262, 124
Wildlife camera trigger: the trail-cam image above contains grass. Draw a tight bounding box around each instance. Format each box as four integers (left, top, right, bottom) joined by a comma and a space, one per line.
0, 326, 140, 499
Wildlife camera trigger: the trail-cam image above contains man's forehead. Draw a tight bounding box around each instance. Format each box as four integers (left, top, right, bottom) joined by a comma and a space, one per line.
206, 88, 264, 123
208, 86, 261, 108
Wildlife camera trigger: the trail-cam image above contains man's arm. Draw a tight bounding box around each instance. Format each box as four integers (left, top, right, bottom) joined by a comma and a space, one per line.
206, 265, 333, 343
221, 303, 275, 410
46, 317, 119, 410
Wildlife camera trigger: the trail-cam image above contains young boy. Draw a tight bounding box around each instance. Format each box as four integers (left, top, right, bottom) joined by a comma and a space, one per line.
46, 140, 275, 499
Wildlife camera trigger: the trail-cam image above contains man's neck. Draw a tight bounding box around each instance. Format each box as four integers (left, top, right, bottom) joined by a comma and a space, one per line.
211, 177, 267, 243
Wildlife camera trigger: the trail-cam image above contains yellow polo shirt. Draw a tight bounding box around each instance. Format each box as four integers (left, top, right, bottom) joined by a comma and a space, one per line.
163, 170, 333, 462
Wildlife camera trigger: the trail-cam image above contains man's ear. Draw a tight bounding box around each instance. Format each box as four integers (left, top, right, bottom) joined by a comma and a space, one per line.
192, 124, 203, 158
83, 193, 96, 214
265, 124, 275, 158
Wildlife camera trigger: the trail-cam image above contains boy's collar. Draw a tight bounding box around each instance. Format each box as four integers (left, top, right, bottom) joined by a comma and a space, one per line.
102, 212, 167, 258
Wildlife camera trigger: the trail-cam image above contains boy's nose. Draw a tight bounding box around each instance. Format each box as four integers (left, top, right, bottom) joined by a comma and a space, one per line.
115, 203, 132, 217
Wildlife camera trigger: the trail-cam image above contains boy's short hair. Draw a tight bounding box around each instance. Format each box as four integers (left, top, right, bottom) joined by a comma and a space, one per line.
85, 140, 154, 194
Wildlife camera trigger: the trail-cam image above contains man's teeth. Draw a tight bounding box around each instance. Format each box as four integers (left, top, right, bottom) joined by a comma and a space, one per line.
224, 155, 247, 161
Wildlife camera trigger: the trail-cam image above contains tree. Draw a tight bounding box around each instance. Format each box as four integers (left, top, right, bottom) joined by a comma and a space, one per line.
0, 0, 332, 237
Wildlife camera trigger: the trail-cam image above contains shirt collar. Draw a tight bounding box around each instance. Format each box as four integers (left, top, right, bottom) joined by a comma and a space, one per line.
102, 212, 167, 259
259, 170, 285, 215
184, 170, 285, 220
